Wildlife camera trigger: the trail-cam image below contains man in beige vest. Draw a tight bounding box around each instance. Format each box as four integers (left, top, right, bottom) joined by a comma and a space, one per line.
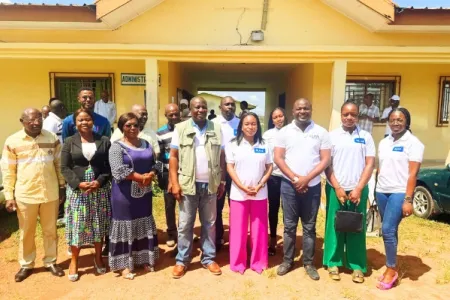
169, 96, 226, 279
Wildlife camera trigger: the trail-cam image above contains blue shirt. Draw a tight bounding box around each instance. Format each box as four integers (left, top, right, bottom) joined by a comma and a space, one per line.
62, 112, 111, 142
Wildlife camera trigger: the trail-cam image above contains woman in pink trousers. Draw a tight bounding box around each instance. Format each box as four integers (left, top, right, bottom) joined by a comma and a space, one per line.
225, 112, 273, 274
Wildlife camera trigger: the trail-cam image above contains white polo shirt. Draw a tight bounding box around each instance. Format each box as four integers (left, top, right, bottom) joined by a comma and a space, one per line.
328, 126, 376, 191
376, 131, 424, 194
263, 127, 282, 177
213, 115, 240, 145
225, 139, 272, 201
42, 112, 63, 144
171, 121, 223, 183
275, 121, 331, 186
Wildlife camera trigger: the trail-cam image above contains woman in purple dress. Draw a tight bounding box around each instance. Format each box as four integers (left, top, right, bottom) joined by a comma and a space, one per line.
108, 113, 160, 279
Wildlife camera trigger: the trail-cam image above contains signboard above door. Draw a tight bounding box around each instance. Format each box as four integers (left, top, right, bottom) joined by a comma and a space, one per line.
121, 73, 146, 86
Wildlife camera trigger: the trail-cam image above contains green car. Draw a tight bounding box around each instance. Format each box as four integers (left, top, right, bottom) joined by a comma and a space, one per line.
414, 166, 450, 219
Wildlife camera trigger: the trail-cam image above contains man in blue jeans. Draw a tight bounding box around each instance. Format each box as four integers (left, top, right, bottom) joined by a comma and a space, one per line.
169, 96, 226, 279
274, 98, 331, 280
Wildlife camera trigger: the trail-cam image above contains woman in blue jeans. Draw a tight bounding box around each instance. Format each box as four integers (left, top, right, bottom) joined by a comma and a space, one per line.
375, 107, 424, 290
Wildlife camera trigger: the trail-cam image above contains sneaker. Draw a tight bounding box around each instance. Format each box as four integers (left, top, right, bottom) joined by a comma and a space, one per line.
277, 262, 292, 276
305, 265, 320, 281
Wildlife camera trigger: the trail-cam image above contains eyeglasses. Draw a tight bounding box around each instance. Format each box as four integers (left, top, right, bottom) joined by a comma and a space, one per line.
82, 96, 93, 100
124, 123, 139, 128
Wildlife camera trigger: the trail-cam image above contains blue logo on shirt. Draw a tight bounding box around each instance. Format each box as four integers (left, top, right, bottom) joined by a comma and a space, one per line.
354, 138, 366, 144
393, 146, 404, 152
254, 148, 266, 154
234, 129, 238, 136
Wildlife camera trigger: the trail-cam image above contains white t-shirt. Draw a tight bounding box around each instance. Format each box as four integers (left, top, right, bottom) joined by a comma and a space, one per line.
94, 99, 116, 126
213, 115, 240, 145
42, 112, 63, 144
328, 127, 376, 190
225, 139, 272, 201
263, 127, 282, 177
171, 121, 224, 183
376, 131, 424, 194
275, 121, 331, 186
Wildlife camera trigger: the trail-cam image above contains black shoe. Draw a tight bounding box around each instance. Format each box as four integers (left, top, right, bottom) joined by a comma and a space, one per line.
15, 268, 33, 282
305, 265, 320, 281
277, 262, 292, 276
46, 264, 65, 277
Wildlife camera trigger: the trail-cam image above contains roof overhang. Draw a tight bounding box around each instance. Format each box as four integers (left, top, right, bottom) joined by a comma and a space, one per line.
0, 0, 165, 30
95, 0, 165, 30
321, 0, 450, 33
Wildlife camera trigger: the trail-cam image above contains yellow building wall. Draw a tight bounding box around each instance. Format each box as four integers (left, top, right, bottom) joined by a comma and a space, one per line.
286, 64, 314, 119
3, 0, 450, 47
0, 58, 145, 144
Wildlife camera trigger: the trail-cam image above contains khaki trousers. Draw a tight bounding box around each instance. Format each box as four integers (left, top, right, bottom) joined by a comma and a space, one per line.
16, 200, 59, 269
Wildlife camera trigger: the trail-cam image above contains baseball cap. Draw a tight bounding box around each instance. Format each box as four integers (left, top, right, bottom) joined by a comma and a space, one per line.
180, 99, 189, 106
390, 95, 400, 101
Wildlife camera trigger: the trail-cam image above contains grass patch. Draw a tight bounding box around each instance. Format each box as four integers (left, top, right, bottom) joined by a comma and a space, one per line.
436, 262, 450, 285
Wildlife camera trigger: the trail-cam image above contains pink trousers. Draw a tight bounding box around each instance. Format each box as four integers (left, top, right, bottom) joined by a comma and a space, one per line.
229, 199, 268, 274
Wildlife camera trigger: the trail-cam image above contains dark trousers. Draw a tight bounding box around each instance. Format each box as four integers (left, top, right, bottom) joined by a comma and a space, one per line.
216, 172, 232, 243
268, 175, 282, 238
164, 191, 178, 240
281, 179, 321, 266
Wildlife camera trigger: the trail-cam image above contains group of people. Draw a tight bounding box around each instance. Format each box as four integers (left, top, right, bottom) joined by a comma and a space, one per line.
1, 88, 424, 291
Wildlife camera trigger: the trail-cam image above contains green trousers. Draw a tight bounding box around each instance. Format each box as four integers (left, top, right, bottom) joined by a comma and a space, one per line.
323, 183, 368, 273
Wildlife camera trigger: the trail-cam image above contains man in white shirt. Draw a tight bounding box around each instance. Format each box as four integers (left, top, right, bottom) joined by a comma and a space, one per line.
43, 100, 66, 145
213, 96, 240, 250
274, 98, 331, 280
94, 90, 116, 131
110, 104, 160, 156
358, 93, 380, 134
380, 95, 400, 137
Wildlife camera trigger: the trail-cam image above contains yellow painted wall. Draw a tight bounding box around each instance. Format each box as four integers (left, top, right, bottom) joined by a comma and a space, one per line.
286, 64, 314, 119
0, 58, 145, 144
3, 0, 450, 47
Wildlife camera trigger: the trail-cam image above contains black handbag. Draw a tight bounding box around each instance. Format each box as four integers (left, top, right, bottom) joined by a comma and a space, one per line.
335, 208, 363, 233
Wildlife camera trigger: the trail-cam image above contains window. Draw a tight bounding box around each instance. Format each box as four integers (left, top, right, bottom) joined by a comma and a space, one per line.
49, 72, 114, 114
345, 75, 401, 123
438, 77, 450, 126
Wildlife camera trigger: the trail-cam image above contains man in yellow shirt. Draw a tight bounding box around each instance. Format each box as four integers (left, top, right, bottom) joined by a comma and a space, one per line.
1, 108, 66, 282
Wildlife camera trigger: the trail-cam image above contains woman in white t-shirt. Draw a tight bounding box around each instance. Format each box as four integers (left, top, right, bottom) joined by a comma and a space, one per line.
262, 107, 288, 256
225, 112, 273, 274
375, 107, 424, 290
324, 101, 375, 284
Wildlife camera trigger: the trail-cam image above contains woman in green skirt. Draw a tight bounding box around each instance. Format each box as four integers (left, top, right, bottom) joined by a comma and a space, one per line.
323, 101, 375, 283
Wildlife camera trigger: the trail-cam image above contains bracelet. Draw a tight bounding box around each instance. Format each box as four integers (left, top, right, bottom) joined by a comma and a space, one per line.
404, 196, 413, 203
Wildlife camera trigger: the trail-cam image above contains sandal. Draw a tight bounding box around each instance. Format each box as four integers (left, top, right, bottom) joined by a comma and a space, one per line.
376, 272, 398, 290
143, 264, 155, 272
352, 270, 364, 283
122, 269, 136, 280
328, 266, 340, 281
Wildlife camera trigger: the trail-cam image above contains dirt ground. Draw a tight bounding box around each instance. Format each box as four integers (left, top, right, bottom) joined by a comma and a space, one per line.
0, 195, 449, 300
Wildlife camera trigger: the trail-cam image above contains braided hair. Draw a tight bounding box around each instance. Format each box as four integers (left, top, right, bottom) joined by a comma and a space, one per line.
388, 107, 412, 132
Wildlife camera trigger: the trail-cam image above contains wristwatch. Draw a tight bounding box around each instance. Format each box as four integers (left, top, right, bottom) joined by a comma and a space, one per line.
292, 176, 299, 183
404, 196, 413, 203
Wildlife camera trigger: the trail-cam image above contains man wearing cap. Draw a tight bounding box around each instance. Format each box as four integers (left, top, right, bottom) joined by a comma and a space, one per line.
180, 99, 191, 121
380, 95, 400, 137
